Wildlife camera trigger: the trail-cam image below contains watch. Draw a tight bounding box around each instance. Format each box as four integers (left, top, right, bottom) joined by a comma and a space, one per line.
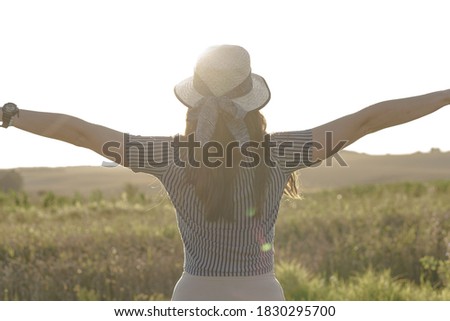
1, 103, 19, 128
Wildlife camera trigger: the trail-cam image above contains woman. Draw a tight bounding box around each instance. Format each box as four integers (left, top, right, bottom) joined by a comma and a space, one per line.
1, 45, 449, 300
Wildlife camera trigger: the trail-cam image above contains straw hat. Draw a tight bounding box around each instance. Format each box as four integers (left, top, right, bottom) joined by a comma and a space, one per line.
174, 45, 271, 112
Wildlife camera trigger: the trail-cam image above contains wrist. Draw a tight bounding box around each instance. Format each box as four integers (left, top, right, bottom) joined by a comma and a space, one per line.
444, 89, 450, 105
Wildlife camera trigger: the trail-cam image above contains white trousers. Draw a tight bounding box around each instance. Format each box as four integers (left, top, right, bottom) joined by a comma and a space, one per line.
171, 271, 285, 301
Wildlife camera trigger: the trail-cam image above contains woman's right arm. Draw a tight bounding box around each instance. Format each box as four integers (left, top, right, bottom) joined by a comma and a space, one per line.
310, 89, 450, 162
1, 108, 125, 166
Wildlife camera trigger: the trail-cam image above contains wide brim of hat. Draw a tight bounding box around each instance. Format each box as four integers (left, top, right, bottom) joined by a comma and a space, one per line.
174, 73, 271, 112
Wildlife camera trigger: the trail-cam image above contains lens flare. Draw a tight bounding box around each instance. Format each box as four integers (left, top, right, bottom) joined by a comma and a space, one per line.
261, 243, 272, 252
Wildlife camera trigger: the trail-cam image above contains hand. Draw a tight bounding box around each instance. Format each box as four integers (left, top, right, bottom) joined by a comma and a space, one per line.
0, 105, 3, 127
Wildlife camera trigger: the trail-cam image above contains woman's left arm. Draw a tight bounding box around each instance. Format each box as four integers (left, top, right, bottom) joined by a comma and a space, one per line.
311, 89, 450, 162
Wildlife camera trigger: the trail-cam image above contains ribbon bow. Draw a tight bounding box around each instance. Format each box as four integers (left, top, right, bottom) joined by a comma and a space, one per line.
186, 96, 250, 146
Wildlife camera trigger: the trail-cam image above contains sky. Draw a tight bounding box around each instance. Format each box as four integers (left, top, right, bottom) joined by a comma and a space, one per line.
1, 0, 449, 169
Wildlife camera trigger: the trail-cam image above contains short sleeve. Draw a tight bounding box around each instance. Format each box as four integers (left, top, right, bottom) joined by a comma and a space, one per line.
124, 134, 174, 179
269, 129, 315, 176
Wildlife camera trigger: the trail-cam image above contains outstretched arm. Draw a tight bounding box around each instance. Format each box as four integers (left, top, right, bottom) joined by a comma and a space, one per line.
0, 108, 125, 165
311, 89, 450, 162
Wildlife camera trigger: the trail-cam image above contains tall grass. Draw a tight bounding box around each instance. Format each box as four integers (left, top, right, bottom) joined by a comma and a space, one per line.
276, 181, 450, 286
0, 181, 449, 300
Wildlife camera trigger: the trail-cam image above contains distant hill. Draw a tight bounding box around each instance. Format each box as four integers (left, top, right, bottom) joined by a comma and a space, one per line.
16, 166, 160, 198
15, 150, 450, 197
299, 149, 450, 191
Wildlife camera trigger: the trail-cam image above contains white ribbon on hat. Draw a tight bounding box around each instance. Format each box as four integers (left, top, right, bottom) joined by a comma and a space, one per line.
186, 96, 250, 146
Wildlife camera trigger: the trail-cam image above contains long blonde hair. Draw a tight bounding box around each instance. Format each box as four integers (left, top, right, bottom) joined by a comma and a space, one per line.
184, 110, 298, 222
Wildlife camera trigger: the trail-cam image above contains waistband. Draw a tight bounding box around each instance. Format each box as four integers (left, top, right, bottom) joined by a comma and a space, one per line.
180, 271, 276, 280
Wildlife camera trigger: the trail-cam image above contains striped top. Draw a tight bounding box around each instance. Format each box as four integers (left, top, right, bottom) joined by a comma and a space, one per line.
126, 130, 314, 276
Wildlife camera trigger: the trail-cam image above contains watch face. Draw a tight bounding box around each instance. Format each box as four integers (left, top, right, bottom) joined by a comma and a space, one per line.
3, 104, 17, 113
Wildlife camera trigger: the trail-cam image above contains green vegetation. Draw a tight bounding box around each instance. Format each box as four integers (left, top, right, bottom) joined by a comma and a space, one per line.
1, 181, 449, 300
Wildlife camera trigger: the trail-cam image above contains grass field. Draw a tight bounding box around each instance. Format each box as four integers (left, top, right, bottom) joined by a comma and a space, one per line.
1, 180, 449, 300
